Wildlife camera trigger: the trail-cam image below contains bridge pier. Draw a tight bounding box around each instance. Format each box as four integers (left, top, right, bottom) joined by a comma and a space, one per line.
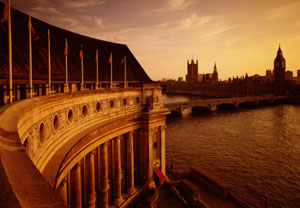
234, 100, 239, 109
180, 106, 192, 116
209, 103, 217, 112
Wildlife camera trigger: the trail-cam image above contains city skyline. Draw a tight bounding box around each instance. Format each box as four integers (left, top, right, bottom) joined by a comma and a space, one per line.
3, 0, 300, 81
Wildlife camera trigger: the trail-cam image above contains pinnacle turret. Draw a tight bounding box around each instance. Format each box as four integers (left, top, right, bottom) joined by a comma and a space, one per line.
277, 45, 282, 56
214, 62, 217, 72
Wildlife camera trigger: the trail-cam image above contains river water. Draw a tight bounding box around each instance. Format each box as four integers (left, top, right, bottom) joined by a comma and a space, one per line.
163, 93, 300, 208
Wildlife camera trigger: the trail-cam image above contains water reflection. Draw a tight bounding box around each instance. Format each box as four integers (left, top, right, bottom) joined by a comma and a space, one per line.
166, 103, 300, 208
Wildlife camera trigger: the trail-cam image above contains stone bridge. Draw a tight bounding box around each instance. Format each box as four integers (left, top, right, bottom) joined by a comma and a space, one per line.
165, 95, 286, 116
0, 84, 169, 208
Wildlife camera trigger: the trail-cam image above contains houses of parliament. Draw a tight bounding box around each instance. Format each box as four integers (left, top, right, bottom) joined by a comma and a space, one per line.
185, 59, 218, 84
168, 46, 299, 97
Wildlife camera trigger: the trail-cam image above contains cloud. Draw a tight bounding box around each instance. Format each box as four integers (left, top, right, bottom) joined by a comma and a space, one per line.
61, 17, 80, 27
265, 2, 300, 21
168, 0, 193, 10
31, 5, 63, 15
81, 16, 92, 21
95, 13, 233, 52
93, 17, 103, 27
145, 0, 195, 15
179, 14, 211, 30
60, 0, 105, 8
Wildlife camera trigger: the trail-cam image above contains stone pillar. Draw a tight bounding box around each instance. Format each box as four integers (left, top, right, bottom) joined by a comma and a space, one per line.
69, 163, 82, 208
160, 126, 166, 176
136, 130, 145, 185
57, 177, 68, 204
99, 143, 108, 208
127, 132, 135, 195
144, 129, 154, 187
113, 137, 123, 205
85, 152, 96, 208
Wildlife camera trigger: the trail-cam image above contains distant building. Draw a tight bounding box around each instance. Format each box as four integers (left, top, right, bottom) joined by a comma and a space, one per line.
252, 74, 262, 81
178, 77, 184, 82
203, 73, 213, 82
285, 71, 293, 80
186, 59, 198, 83
212, 62, 218, 83
198, 74, 204, 82
185, 59, 218, 83
273, 46, 286, 95
297, 70, 300, 79
266, 69, 273, 80
266, 70, 272, 77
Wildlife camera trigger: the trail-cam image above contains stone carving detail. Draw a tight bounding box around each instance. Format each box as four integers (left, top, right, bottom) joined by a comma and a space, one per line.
21, 94, 144, 160
145, 96, 153, 111
153, 95, 159, 103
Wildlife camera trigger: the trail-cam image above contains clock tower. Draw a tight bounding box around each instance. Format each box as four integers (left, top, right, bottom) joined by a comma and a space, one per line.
273, 46, 286, 95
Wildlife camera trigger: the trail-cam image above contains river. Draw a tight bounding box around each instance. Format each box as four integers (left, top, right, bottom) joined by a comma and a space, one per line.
163, 93, 300, 208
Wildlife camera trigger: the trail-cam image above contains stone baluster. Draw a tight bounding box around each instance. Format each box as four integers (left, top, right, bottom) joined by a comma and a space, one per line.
25, 84, 29, 99
16, 84, 20, 101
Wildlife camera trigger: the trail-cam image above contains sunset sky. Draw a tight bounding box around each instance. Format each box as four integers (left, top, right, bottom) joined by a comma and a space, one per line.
4, 0, 300, 81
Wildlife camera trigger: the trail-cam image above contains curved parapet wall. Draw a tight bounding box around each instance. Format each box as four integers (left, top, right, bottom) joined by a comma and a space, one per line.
0, 84, 169, 207
18, 88, 143, 180
0, 101, 66, 207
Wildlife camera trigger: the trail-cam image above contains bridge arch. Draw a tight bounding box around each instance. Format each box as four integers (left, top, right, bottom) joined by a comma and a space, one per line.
238, 100, 258, 109
216, 103, 236, 111
258, 99, 274, 106
191, 106, 211, 113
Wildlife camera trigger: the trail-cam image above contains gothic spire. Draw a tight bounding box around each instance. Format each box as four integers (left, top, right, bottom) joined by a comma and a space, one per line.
277, 45, 282, 55
214, 62, 217, 72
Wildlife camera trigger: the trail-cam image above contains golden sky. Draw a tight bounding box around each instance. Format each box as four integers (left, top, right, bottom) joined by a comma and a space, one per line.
5, 0, 300, 80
